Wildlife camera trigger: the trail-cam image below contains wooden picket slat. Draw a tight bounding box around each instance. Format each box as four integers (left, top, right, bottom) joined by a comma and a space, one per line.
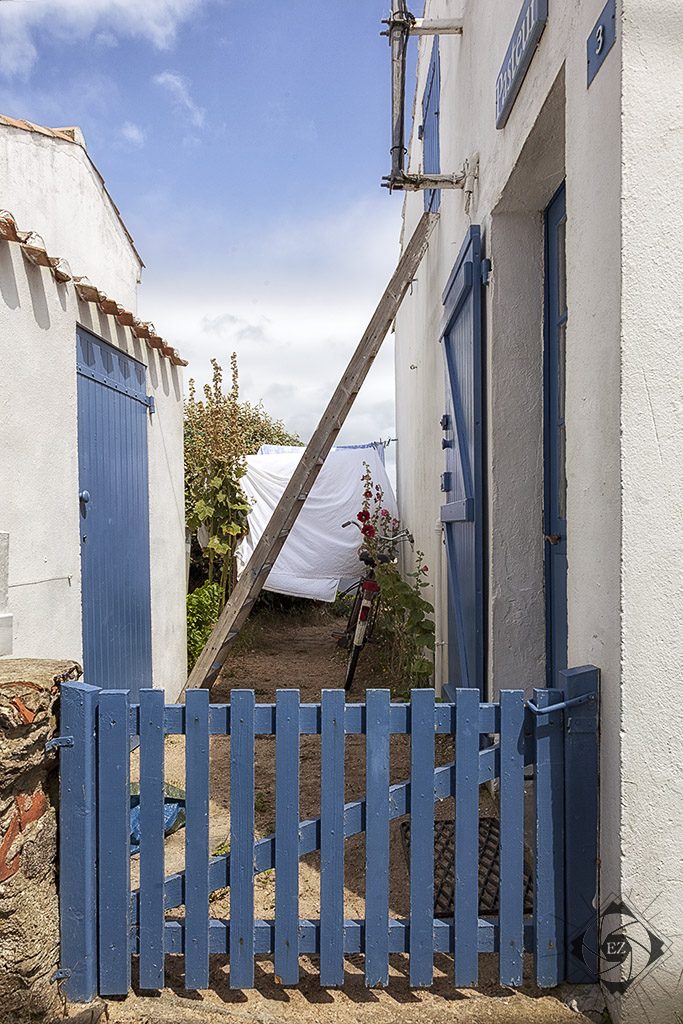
533, 687, 565, 987
409, 687, 436, 987
97, 690, 131, 996
320, 689, 346, 986
185, 689, 210, 989
230, 690, 256, 988
275, 689, 300, 985
365, 689, 390, 987
138, 688, 166, 990
498, 689, 525, 986
454, 687, 480, 988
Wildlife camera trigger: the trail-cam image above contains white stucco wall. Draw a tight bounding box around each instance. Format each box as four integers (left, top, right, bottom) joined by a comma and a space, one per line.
395, 1, 682, 1018
0, 135, 186, 700
0, 124, 142, 308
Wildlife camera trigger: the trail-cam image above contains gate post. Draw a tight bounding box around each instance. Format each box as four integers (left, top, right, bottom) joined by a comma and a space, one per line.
58, 681, 100, 1002
561, 666, 599, 983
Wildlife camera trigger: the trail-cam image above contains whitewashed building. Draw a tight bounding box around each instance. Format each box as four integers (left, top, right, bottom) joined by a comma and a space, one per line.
0, 115, 187, 699
393, 2, 683, 1020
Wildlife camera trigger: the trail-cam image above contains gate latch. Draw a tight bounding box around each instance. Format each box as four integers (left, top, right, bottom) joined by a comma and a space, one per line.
526, 693, 595, 716
50, 968, 72, 983
45, 736, 74, 753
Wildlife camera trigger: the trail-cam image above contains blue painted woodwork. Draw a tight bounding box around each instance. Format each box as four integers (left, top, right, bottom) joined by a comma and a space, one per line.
58, 674, 599, 997
562, 667, 599, 982
185, 690, 210, 989
275, 689, 300, 985
544, 186, 569, 687
365, 689, 391, 987
230, 690, 255, 988
532, 687, 565, 987
77, 327, 152, 700
320, 689, 345, 987
58, 682, 100, 1002
409, 688, 435, 987
441, 227, 486, 694
454, 688, 480, 986
422, 37, 441, 212
498, 690, 525, 985
138, 688, 166, 990
97, 690, 131, 996
495, 0, 548, 128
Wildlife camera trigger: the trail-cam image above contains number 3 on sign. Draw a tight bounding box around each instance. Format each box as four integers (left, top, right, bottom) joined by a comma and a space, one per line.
595, 23, 604, 54
593, 23, 606, 53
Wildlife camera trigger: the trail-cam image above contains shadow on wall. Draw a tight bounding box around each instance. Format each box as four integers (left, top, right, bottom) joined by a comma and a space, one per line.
0, 243, 19, 311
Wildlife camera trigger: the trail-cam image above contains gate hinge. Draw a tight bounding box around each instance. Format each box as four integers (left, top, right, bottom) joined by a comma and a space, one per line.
45, 736, 74, 753
481, 258, 492, 285
50, 968, 72, 983
526, 693, 595, 716
147, 396, 156, 414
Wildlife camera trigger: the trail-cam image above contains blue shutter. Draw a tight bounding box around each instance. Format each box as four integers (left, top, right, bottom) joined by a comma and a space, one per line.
77, 327, 153, 698
422, 38, 441, 213
440, 227, 485, 694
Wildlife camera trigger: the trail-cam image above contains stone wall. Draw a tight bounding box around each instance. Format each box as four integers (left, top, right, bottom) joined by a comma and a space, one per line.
0, 659, 81, 1023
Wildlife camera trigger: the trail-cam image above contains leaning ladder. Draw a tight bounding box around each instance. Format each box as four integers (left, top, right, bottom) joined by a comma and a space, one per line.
184, 211, 438, 693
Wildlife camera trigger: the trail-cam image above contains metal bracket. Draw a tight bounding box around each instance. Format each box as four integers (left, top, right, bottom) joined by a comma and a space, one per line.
147, 395, 156, 414
526, 693, 596, 716
50, 968, 72, 983
45, 736, 74, 753
481, 258, 492, 285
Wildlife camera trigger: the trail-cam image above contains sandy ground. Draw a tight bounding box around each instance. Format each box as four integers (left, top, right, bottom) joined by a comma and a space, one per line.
115, 610, 594, 1024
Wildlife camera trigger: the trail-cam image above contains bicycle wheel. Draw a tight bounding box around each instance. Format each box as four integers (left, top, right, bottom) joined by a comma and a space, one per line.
345, 644, 361, 691
337, 585, 362, 651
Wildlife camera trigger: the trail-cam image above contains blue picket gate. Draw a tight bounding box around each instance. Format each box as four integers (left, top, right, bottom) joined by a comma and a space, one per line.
56, 671, 599, 1001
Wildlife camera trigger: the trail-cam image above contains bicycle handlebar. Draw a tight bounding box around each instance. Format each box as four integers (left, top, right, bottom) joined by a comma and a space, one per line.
341, 520, 414, 545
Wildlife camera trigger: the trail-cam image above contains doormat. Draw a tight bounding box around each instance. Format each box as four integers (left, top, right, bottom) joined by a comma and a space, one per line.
399, 817, 534, 916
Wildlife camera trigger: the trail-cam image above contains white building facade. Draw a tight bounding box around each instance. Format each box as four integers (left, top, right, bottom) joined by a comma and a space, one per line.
0, 117, 187, 700
394, 2, 683, 1020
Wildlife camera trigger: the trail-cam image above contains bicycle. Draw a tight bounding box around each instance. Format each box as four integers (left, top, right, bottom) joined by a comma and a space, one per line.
337, 521, 414, 692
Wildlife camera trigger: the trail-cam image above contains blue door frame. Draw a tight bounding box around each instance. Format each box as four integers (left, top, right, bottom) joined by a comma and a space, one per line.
544, 185, 569, 687
76, 327, 153, 699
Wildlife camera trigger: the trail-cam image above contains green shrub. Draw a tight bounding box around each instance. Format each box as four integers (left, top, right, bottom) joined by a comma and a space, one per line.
187, 582, 222, 670
375, 555, 435, 699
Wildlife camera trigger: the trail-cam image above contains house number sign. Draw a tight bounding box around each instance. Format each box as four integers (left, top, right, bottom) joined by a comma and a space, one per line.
495, 0, 548, 129
587, 0, 616, 86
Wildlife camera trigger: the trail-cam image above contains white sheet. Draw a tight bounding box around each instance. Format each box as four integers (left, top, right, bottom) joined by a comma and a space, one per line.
236, 446, 398, 602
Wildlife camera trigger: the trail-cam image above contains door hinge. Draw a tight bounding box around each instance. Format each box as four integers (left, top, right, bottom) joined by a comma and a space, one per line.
50, 968, 72, 984
440, 471, 452, 493
147, 396, 156, 414
45, 736, 74, 753
481, 258, 492, 285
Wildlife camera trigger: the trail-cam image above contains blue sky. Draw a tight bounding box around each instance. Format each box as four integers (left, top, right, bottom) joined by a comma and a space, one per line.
0, 0, 420, 456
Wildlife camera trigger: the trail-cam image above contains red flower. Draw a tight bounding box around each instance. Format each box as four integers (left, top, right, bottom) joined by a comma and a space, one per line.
361, 523, 376, 538
380, 509, 390, 518
357, 509, 370, 523
364, 490, 372, 499
421, 565, 429, 574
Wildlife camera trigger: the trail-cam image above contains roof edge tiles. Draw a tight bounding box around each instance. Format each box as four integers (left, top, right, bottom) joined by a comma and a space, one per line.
0, 208, 187, 367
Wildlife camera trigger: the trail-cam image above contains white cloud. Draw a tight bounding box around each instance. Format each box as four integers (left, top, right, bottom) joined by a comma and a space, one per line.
136, 197, 403, 457
0, 0, 207, 78
121, 120, 145, 146
153, 70, 205, 128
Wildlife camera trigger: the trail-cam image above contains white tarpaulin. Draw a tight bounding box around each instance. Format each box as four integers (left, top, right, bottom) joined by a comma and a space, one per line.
236, 445, 398, 602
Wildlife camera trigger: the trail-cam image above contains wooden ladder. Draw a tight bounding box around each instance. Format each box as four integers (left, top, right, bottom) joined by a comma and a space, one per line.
184, 211, 438, 693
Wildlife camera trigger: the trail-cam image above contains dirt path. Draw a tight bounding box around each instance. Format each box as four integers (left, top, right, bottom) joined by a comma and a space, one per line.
119, 610, 591, 1024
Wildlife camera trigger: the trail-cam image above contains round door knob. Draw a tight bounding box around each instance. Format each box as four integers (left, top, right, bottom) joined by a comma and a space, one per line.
79, 490, 91, 504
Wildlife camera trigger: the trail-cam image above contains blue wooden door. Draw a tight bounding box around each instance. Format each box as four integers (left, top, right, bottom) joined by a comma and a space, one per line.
543, 185, 568, 686
422, 37, 441, 213
440, 227, 485, 694
77, 327, 152, 698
